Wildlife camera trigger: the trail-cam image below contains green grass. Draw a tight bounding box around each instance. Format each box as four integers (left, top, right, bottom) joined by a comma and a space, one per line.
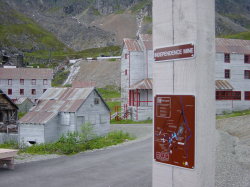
52, 70, 70, 87
111, 119, 152, 124
131, 0, 151, 13
0, 141, 19, 149
224, 31, 250, 40
97, 85, 121, 99
107, 101, 121, 114
216, 109, 250, 119
143, 16, 152, 23
2, 131, 134, 155
18, 112, 27, 119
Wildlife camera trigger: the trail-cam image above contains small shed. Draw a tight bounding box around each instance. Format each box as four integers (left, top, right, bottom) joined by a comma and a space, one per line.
0, 90, 18, 133
19, 87, 110, 145
14, 97, 34, 113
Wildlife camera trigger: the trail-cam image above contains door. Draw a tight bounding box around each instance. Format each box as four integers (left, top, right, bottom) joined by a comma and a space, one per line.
76, 116, 85, 132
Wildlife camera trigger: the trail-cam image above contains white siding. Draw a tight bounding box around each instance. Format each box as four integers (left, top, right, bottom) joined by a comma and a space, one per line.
216, 53, 250, 113
0, 79, 51, 102
44, 115, 59, 143
19, 124, 44, 145
76, 90, 110, 136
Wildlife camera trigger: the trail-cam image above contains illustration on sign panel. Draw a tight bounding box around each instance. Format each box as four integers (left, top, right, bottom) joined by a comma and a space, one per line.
154, 95, 195, 169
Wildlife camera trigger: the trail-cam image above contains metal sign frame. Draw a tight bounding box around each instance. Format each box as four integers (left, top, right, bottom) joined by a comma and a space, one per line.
154, 43, 195, 62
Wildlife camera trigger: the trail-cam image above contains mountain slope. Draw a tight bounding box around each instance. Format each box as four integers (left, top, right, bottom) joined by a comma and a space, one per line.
0, 0, 69, 54
1, 0, 250, 54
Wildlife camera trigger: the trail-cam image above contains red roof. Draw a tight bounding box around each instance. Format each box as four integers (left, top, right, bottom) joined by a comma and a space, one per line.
72, 81, 96, 88
216, 38, 250, 54
139, 34, 153, 50
0, 68, 53, 79
19, 87, 110, 124
123, 38, 142, 52
19, 87, 94, 124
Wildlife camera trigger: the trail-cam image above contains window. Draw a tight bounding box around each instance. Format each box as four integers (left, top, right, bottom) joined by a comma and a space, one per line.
8, 79, 12, 85
20, 89, 24, 95
43, 89, 47, 93
244, 70, 250, 79
125, 69, 128, 76
20, 79, 24, 85
244, 55, 250, 64
216, 91, 241, 100
245, 91, 250, 100
8, 89, 12, 95
94, 98, 99, 105
224, 53, 230, 63
31, 79, 36, 85
224, 69, 230, 79
31, 89, 36, 95
43, 79, 48, 85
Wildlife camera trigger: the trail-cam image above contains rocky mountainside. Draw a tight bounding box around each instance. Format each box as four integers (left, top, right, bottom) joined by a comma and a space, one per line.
3, 0, 151, 51
1, 0, 250, 53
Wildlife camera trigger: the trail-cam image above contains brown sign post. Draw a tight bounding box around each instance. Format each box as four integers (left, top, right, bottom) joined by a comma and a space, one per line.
154, 43, 195, 62
154, 95, 195, 169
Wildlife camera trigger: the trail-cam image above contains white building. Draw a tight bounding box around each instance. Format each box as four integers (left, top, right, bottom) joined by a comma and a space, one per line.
121, 37, 250, 116
0, 68, 53, 102
215, 38, 250, 114
121, 34, 154, 121
19, 87, 110, 145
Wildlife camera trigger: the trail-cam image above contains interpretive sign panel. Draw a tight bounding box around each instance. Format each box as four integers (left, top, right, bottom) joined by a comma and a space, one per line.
154, 95, 195, 169
154, 43, 195, 62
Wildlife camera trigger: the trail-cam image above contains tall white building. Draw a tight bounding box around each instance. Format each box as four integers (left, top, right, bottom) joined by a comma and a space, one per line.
121, 34, 154, 121
215, 38, 250, 114
121, 36, 250, 117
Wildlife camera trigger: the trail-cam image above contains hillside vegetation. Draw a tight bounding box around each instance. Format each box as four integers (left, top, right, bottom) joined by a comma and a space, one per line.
225, 31, 250, 40
0, 1, 69, 53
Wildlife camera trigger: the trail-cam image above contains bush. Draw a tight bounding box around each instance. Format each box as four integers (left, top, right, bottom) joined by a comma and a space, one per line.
16, 123, 135, 155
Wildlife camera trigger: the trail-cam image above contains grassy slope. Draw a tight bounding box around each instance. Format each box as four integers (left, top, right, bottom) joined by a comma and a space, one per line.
224, 30, 250, 40
0, 2, 121, 63
0, 8, 68, 52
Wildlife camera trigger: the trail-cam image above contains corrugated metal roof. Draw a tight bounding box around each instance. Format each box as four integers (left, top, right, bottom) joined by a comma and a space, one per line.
0, 68, 53, 79
14, 97, 33, 105
216, 38, 250, 54
215, 80, 234, 90
72, 81, 96, 88
139, 34, 153, 50
130, 78, 153, 90
123, 38, 142, 52
19, 87, 94, 124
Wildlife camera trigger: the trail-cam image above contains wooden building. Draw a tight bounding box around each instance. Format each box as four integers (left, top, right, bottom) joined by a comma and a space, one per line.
0, 89, 18, 133
121, 36, 250, 116
19, 87, 110, 145
0, 68, 53, 103
215, 38, 250, 114
121, 34, 154, 121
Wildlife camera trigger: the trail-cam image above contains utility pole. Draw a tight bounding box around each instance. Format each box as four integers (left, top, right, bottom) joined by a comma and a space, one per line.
152, 0, 216, 186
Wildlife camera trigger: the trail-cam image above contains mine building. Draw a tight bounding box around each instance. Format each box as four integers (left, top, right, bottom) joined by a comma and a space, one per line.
121, 36, 250, 117
121, 34, 154, 121
0, 68, 53, 103
19, 87, 110, 145
0, 89, 18, 134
